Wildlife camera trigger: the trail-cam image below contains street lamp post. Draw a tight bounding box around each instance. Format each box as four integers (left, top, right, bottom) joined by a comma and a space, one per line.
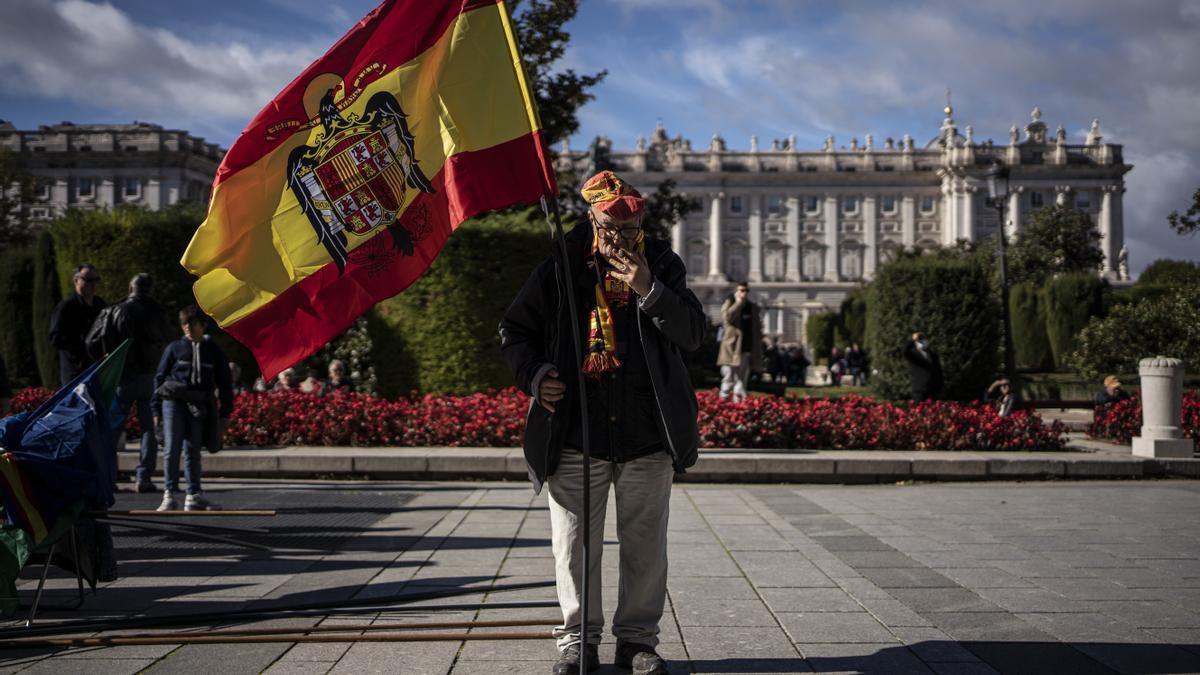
985, 162, 1017, 383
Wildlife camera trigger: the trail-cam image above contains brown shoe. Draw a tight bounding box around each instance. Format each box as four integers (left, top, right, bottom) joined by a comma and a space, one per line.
615, 642, 667, 675
552, 642, 598, 674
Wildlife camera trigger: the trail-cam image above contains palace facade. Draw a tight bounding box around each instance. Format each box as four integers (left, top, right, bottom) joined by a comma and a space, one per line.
557, 107, 1132, 345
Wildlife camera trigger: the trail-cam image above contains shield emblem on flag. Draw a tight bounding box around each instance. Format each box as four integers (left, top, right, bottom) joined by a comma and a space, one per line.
287, 89, 435, 272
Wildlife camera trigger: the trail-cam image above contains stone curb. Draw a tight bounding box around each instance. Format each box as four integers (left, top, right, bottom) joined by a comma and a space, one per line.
118, 447, 1200, 483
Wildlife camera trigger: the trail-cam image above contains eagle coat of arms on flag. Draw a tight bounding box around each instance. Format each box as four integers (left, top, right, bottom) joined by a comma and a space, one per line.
287, 90, 435, 272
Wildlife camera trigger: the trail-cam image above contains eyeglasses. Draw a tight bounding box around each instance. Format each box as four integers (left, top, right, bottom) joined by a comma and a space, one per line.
590, 213, 642, 237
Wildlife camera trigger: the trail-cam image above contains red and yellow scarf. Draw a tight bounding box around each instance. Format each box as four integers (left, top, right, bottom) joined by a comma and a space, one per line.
582, 228, 645, 378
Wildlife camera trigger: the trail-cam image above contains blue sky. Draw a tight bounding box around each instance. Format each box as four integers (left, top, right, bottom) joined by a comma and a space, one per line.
1, 0, 1198, 274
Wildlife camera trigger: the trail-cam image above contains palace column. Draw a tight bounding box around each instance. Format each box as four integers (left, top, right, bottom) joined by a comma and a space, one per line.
707, 191, 724, 280
671, 213, 685, 260
1100, 185, 1115, 277
863, 194, 877, 279
901, 195, 916, 248
748, 193, 763, 282
786, 195, 801, 281
1007, 186, 1024, 240
823, 194, 839, 281
962, 185, 976, 242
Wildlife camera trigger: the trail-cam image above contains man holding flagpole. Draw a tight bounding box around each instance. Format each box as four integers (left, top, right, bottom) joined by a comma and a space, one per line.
501, 171, 705, 674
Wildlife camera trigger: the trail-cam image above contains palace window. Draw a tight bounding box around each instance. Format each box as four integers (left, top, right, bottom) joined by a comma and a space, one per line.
842, 196, 858, 214
36, 182, 50, 200
124, 177, 142, 197
688, 253, 707, 276
726, 252, 746, 282
764, 244, 786, 280
1076, 191, 1091, 210
29, 207, 50, 220
881, 195, 897, 213
77, 178, 94, 198
766, 195, 784, 215
1031, 191, 1045, 208
920, 195, 935, 213
802, 246, 824, 280
841, 245, 863, 280
729, 195, 744, 214
804, 196, 820, 213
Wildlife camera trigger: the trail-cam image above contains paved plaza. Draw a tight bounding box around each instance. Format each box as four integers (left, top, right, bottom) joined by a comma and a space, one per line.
1, 479, 1198, 674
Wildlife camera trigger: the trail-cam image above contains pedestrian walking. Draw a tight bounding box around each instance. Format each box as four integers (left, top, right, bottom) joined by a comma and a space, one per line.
49, 264, 107, 386
847, 342, 869, 386
717, 281, 762, 402
499, 170, 703, 675
153, 305, 233, 512
903, 331, 944, 402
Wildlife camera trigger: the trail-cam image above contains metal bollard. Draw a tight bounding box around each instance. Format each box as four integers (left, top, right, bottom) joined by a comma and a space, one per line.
1132, 356, 1194, 458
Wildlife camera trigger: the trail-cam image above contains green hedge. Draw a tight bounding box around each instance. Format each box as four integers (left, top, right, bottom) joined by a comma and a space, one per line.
1009, 281, 1053, 371
371, 209, 550, 396
0, 245, 36, 388
48, 205, 259, 381
839, 288, 868, 346
866, 256, 1000, 400
1042, 273, 1105, 371
805, 312, 837, 362
31, 230, 60, 387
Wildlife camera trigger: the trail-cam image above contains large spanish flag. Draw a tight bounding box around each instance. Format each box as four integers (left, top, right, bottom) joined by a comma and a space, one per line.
183, 0, 556, 378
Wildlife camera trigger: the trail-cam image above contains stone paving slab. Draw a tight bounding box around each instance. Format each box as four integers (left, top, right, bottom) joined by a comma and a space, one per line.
1, 480, 1198, 674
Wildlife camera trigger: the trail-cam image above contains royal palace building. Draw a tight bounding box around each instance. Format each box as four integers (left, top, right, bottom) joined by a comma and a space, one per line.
557, 107, 1133, 346
0, 120, 223, 221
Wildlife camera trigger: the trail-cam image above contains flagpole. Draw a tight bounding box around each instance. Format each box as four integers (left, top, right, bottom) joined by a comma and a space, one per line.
540, 195, 592, 673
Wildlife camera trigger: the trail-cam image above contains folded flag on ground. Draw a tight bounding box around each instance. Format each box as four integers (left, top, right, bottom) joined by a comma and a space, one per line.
0, 341, 128, 600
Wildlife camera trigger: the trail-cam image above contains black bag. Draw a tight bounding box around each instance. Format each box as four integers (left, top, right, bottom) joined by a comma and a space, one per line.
85, 304, 125, 361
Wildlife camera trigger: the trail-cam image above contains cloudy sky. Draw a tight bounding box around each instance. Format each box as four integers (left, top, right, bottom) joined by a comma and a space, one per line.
1, 0, 1197, 275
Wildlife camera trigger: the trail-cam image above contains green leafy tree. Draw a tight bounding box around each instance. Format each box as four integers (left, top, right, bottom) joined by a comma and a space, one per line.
0, 244, 36, 387
1009, 282, 1053, 372
1167, 187, 1200, 237
0, 147, 39, 247
511, 0, 606, 147
1008, 205, 1104, 284
1042, 273, 1105, 371
1069, 285, 1200, 380
1138, 259, 1200, 286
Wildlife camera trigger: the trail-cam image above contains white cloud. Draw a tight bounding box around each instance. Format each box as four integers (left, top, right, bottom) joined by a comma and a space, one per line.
0, 0, 325, 130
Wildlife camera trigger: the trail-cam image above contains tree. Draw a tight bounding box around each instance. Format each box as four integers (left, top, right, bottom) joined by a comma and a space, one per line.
510, 0, 606, 147
1167, 187, 1200, 237
0, 147, 38, 247
1138, 259, 1200, 287
1069, 285, 1200, 380
1008, 205, 1104, 284
640, 178, 701, 240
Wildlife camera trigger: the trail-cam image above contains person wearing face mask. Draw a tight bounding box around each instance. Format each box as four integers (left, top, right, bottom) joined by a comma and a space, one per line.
903, 331, 944, 402
499, 170, 704, 675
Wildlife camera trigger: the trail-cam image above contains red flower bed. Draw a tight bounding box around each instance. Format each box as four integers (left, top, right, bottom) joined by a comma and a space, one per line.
696, 391, 1067, 451
10, 387, 55, 414
1089, 391, 1200, 447
8, 386, 1067, 451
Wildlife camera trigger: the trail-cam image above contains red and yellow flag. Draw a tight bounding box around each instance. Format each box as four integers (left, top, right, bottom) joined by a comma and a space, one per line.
183, 0, 556, 378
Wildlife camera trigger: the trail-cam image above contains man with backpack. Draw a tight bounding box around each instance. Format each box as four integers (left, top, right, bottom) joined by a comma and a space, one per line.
107, 274, 176, 493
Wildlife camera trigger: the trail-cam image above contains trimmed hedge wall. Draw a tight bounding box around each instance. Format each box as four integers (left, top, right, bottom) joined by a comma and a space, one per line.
866, 256, 1000, 400
370, 209, 551, 396
1009, 281, 1053, 372
31, 230, 60, 387
0, 245, 37, 388
1042, 273, 1105, 371
805, 312, 837, 362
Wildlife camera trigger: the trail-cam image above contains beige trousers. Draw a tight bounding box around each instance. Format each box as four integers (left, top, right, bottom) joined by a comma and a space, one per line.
547, 448, 675, 650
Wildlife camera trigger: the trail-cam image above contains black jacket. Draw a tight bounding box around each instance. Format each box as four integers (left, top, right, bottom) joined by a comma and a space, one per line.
903, 341, 944, 401
153, 336, 234, 418
499, 225, 706, 494
114, 294, 175, 379
49, 293, 106, 385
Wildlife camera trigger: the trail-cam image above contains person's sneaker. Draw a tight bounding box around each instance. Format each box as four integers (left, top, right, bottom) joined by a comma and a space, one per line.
132, 478, 157, 494
156, 491, 181, 512
552, 642, 598, 674
615, 642, 668, 675
184, 492, 221, 511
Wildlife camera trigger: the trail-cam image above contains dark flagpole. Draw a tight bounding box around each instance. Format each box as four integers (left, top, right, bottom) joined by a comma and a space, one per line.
540, 194, 592, 675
